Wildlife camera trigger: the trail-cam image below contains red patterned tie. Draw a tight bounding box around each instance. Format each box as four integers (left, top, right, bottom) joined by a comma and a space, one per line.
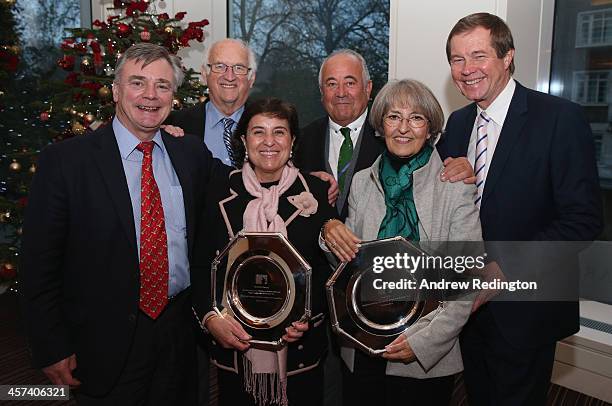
137, 141, 168, 319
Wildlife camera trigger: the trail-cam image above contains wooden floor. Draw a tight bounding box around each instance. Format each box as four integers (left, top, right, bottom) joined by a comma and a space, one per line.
1, 291, 609, 406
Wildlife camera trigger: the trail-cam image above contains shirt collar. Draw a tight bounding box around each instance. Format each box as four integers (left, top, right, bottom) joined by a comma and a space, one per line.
478, 78, 515, 127
113, 117, 165, 159
207, 100, 245, 126
328, 108, 368, 134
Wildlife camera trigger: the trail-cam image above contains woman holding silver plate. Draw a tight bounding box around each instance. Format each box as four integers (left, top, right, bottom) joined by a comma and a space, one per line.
191, 97, 337, 406
323, 79, 482, 406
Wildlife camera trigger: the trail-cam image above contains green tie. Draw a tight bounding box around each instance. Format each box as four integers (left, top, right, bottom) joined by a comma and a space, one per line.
337, 127, 353, 193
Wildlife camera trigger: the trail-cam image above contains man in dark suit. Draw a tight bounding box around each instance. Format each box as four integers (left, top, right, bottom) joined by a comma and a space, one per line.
438, 13, 602, 405
297, 49, 384, 221
20, 43, 218, 405
166, 38, 256, 167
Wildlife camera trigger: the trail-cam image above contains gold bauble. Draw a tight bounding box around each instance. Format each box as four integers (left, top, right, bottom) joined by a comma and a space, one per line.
72, 122, 86, 135
98, 86, 111, 99
81, 57, 91, 66
172, 98, 181, 108
164, 26, 174, 34
85, 113, 96, 123
29, 163, 36, 173
9, 159, 21, 171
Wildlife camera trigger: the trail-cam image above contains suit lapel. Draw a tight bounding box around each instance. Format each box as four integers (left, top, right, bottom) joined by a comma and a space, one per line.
91, 125, 138, 254
162, 131, 196, 253
483, 83, 528, 204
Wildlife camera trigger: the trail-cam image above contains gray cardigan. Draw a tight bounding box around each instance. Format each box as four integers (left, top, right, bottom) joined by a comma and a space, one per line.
341, 148, 482, 378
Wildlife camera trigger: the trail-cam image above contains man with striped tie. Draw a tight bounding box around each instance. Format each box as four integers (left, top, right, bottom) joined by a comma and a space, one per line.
167, 38, 256, 168
438, 12, 602, 406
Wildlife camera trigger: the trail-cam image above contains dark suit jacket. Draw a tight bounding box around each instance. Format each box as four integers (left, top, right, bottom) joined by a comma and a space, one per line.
166, 101, 207, 141
296, 115, 384, 220
191, 170, 337, 374
438, 81, 602, 347
20, 123, 217, 395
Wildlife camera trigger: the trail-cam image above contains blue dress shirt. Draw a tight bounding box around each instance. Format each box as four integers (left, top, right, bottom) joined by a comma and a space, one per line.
113, 118, 190, 297
204, 101, 244, 167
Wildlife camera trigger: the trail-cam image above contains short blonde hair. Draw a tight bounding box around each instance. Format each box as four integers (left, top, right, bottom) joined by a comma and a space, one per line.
369, 79, 444, 140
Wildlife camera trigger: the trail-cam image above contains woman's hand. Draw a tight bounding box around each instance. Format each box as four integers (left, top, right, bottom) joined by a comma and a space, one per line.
382, 334, 416, 363
324, 219, 360, 262
161, 124, 185, 137
205, 314, 251, 351
282, 321, 309, 343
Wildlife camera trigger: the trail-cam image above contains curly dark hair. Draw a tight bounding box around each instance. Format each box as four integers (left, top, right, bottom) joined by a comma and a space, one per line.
231, 97, 301, 168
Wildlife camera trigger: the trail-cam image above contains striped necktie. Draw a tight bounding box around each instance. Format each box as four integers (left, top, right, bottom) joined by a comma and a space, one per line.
222, 117, 236, 166
474, 111, 490, 208
337, 127, 353, 193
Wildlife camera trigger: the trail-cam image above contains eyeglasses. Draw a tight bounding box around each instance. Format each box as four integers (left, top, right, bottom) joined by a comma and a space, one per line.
207, 63, 251, 76
383, 113, 429, 129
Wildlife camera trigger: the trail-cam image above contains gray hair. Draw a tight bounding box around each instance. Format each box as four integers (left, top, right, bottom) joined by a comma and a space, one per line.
203, 38, 257, 80
318, 49, 371, 91
369, 79, 444, 140
113, 43, 184, 92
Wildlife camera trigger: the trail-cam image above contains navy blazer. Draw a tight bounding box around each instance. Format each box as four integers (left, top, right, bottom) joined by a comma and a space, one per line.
437, 82, 602, 346
20, 123, 218, 395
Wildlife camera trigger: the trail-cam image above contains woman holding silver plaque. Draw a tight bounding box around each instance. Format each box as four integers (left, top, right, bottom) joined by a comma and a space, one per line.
323, 79, 482, 406
191, 97, 337, 406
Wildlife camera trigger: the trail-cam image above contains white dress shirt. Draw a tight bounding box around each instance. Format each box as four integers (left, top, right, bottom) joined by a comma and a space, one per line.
327, 109, 368, 179
467, 78, 516, 188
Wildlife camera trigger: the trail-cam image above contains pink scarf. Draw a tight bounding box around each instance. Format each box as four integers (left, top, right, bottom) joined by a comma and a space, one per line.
241, 162, 299, 406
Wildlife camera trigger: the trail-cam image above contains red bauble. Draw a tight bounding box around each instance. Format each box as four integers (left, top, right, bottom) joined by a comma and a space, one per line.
39, 111, 50, 121
140, 30, 151, 41
57, 55, 75, 70
0, 263, 16, 280
117, 23, 132, 38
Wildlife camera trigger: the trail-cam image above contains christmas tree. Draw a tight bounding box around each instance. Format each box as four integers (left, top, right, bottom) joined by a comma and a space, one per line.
0, 0, 209, 292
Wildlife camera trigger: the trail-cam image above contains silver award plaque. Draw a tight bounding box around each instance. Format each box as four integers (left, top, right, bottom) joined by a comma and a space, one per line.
212, 232, 312, 350
326, 237, 440, 356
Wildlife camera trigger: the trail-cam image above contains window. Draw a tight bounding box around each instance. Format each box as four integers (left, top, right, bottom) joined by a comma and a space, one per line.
576, 8, 612, 47
228, 0, 390, 125
572, 70, 610, 105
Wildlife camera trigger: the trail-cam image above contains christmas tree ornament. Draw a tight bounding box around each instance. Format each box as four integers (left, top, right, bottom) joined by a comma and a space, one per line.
104, 64, 114, 76
72, 121, 86, 135
0, 263, 16, 280
164, 26, 174, 34
84, 113, 95, 124
80, 56, 94, 75
28, 164, 36, 173
98, 86, 111, 99
9, 159, 20, 171
39, 111, 50, 121
140, 29, 151, 41
117, 23, 132, 38
172, 98, 181, 109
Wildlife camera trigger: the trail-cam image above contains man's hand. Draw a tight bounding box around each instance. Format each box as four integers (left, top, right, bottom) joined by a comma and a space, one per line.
309, 171, 339, 206
42, 354, 81, 387
161, 124, 185, 137
382, 334, 416, 363
205, 314, 251, 351
282, 321, 309, 343
440, 157, 475, 184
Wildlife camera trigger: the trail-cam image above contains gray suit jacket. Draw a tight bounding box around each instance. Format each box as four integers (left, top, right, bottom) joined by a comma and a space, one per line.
341, 148, 482, 378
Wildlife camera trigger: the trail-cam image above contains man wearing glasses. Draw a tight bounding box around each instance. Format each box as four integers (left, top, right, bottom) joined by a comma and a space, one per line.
167, 38, 256, 167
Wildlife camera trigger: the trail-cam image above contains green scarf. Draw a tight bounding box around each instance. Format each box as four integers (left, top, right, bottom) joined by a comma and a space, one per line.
377, 144, 433, 241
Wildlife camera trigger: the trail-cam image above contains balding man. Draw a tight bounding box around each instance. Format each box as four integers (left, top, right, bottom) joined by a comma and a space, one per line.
167, 38, 256, 167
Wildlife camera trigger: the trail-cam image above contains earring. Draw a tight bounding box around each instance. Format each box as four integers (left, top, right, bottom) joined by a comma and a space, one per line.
289, 150, 293, 160
244, 150, 249, 162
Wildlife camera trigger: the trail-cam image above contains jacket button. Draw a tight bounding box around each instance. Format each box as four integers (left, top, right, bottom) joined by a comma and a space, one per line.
298, 363, 304, 368
298, 345, 304, 350
128, 313, 136, 322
